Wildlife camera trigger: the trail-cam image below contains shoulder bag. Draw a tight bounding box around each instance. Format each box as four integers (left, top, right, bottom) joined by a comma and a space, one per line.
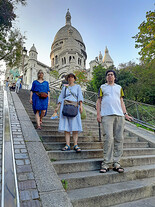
62, 87, 78, 117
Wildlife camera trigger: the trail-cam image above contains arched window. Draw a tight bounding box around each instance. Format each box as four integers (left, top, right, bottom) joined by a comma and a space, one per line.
52, 58, 54, 66
73, 56, 75, 59
62, 58, 64, 65
69, 56, 71, 63
55, 55, 58, 64
64, 57, 66, 64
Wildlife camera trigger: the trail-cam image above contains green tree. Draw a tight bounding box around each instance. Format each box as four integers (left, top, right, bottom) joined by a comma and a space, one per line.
0, 0, 27, 67
133, 10, 155, 63
87, 65, 107, 92
50, 70, 59, 79
74, 69, 88, 86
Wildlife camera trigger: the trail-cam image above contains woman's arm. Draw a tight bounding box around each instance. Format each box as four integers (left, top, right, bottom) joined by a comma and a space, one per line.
29, 91, 33, 104
48, 91, 50, 106
54, 103, 61, 113
79, 101, 83, 114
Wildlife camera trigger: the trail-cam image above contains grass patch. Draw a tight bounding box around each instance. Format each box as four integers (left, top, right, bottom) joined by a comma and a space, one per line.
50, 158, 57, 162
61, 179, 68, 191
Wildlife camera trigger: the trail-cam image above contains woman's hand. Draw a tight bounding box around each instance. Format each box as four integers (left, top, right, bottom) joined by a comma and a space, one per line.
54, 104, 60, 113
79, 105, 83, 114
29, 98, 33, 104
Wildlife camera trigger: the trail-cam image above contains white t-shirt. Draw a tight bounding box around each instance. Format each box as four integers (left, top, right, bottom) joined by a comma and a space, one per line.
99, 83, 124, 117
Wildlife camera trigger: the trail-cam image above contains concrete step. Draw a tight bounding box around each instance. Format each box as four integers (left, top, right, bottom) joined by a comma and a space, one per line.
37, 130, 99, 137
53, 155, 155, 174
40, 134, 139, 143
68, 177, 155, 207
40, 134, 99, 142
30, 118, 100, 126
43, 141, 149, 150
59, 164, 155, 190
47, 148, 155, 161
111, 196, 155, 207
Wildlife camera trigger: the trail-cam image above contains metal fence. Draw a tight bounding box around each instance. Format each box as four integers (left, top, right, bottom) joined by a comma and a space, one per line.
50, 87, 155, 132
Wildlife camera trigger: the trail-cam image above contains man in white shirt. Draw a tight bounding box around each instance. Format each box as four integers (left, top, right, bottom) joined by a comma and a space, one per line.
97, 70, 132, 173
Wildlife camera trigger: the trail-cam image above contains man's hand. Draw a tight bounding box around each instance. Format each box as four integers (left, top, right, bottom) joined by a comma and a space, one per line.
97, 114, 101, 123
125, 114, 133, 121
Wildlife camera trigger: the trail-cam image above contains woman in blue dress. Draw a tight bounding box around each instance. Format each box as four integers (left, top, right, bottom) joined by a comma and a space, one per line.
54, 73, 83, 152
29, 70, 50, 129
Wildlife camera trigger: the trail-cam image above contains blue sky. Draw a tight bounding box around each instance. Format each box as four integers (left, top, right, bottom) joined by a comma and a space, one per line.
14, 0, 154, 68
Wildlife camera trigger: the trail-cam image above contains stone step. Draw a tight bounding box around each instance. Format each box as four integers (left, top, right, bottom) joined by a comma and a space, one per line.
43, 141, 149, 150
37, 130, 99, 136
111, 196, 155, 207
68, 177, 155, 207
53, 155, 155, 174
30, 117, 99, 125
39, 135, 139, 143
47, 148, 155, 160
59, 164, 155, 190
40, 134, 100, 142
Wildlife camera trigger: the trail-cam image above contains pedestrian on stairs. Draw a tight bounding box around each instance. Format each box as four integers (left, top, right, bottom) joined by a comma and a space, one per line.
54, 73, 83, 153
29, 70, 50, 130
15, 76, 22, 93
96, 69, 133, 173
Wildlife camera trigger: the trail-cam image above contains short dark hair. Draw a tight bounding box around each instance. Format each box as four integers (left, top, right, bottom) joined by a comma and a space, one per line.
105, 70, 116, 78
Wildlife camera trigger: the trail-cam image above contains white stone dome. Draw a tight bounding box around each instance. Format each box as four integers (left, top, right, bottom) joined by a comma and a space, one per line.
53, 25, 84, 46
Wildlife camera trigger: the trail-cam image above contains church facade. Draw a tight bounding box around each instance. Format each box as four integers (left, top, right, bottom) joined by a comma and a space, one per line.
88, 47, 114, 80
50, 9, 87, 78
5, 10, 114, 89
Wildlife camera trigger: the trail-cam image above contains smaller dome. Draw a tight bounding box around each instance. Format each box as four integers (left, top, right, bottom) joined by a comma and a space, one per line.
30, 44, 37, 53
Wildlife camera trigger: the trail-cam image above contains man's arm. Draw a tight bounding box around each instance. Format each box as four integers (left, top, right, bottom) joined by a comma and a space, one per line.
120, 97, 133, 121
96, 97, 102, 122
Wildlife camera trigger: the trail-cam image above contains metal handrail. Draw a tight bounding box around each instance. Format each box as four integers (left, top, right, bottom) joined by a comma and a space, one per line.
50, 87, 155, 132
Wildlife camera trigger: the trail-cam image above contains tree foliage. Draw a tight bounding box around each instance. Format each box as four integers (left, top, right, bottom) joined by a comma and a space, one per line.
0, 0, 27, 67
133, 10, 155, 63
50, 70, 59, 79
87, 61, 155, 105
74, 69, 88, 86
87, 65, 107, 92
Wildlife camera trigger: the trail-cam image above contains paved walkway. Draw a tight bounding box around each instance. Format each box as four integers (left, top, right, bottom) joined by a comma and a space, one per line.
0, 86, 72, 207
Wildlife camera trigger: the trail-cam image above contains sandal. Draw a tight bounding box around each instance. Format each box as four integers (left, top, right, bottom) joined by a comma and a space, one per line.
113, 167, 124, 173
37, 126, 41, 130
73, 145, 81, 153
61, 145, 70, 151
100, 168, 109, 173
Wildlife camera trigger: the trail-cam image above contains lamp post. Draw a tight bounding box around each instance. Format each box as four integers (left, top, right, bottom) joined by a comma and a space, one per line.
22, 47, 27, 86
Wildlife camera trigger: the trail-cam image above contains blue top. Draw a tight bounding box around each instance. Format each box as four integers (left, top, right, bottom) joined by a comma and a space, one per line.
31, 80, 50, 94
30, 80, 50, 115
58, 84, 83, 133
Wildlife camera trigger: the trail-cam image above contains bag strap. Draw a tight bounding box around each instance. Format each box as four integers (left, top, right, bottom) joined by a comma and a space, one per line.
64, 86, 78, 101
67, 87, 78, 101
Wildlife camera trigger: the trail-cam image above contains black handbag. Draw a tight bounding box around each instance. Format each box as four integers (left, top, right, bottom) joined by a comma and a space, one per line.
62, 87, 78, 117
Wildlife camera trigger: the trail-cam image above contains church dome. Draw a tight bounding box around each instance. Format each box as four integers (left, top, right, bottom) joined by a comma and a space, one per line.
53, 25, 84, 45
52, 9, 85, 48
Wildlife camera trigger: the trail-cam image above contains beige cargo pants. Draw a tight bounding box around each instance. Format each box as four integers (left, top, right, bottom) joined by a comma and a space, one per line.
101, 115, 125, 169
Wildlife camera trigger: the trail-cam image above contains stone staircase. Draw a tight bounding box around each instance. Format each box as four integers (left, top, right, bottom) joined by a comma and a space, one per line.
18, 89, 155, 207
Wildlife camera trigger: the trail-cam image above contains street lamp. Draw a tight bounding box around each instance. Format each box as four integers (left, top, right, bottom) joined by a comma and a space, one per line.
22, 47, 27, 86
